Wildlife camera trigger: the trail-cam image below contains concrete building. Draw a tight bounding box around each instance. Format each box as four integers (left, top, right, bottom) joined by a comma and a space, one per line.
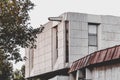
25, 12, 120, 80
69, 45, 120, 80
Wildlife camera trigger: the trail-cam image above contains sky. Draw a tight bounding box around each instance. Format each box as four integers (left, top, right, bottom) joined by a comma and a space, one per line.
30, 0, 120, 28
14, 0, 120, 70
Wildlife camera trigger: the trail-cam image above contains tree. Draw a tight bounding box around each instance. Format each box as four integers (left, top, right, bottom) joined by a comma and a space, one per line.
0, 0, 43, 79
12, 65, 25, 80
0, 0, 41, 62
13, 69, 23, 80
0, 50, 13, 80
21, 65, 25, 78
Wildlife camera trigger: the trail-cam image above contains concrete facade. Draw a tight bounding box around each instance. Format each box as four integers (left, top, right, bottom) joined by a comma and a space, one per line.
91, 63, 120, 80
69, 45, 120, 80
25, 12, 120, 80
70, 63, 120, 80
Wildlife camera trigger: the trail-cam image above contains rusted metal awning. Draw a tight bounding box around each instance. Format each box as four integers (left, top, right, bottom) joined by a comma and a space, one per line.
69, 45, 120, 73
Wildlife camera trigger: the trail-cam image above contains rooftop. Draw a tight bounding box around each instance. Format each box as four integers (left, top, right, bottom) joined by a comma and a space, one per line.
69, 45, 120, 73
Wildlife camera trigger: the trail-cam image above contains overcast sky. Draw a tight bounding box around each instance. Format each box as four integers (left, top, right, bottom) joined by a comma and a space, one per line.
14, 0, 120, 70
30, 0, 120, 28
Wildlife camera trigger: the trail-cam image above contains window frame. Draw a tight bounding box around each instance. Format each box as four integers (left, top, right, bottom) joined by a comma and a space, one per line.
88, 34, 97, 46
88, 23, 99, 53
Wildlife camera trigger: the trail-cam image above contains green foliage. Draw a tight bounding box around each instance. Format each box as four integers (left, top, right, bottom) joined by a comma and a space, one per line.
0, 0, 42, 79
0, 0, 40, 62
0, 50, 13, 80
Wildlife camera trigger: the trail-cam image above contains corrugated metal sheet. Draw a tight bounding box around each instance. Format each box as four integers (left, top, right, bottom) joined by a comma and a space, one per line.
84, 55, 90, 67
69, 61, 78, 72
97, 50, 107, 63
85, 54, 93, 66
104, 48, 115, 61
112, 46, 120, 59
90, 52, 100, 64
69, 45, 120, 73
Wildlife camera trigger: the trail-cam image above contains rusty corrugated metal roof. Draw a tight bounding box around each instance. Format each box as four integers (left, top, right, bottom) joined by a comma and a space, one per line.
69, 45, 120, 73
112, 46, 120, 59
96, 50, 107, 63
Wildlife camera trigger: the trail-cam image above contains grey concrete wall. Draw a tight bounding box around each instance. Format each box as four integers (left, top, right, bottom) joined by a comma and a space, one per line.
100, 16, 120, 49
25, 22, 53, 77
53, 21, 66, 70
91, 63, 120, 80
49, 76, 69, 80
69, 20, 88, 64
25, 48, 30, 78
25, 19, 66, 78
67, 12, 120, 65
25, 12, 120, 79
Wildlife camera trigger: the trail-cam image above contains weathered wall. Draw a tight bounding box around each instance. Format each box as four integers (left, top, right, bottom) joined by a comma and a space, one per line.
25, 48, 30, 78
67, 12, 120, 65
25, 19, 66, 78
92, 63, 120, 80
53, 21, 66, 70
25, 12, 120, 79
68, 13, 89, 64
101, 16, 120, 49
49, 76, 69, 80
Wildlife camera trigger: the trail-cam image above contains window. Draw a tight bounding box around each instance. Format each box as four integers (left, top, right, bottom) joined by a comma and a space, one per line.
52, 26, 58, 64
65, 21, 69, 62
88, 34, 97, 46
55, 26, 58, 58
88, 24, 98, 54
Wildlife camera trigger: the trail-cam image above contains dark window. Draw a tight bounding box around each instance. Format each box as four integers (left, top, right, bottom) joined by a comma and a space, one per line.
52, 26, 58, 64
88, 24, 98, 53
88, 34, 97, 46
65, 21, 69, 62
55, 26, 58, 58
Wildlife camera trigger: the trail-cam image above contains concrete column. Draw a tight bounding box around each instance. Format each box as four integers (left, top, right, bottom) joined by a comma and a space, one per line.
76, 70, 79, 80
69, 74, 75, 80
76, 70, 84, 80
98, 24, 102, 50
86, 68, 92, 80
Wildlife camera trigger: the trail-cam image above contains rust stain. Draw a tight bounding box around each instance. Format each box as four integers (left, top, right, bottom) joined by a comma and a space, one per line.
86, 53, 94, 66
97, 50, 107, 63
84, 55, 90, 67
75, 59, 82, 70
112, 46, 120, 59
104, 47, 115, 61
90, 52, 100, 64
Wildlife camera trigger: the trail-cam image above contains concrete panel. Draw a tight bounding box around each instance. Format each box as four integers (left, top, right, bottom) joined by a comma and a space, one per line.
58, 48, 64, 56
87, 14, 101, 23
70, 29, 82, 38
102, 32, 116, 41
69, 54, 85, 63
26, 12, 120, 79
102, 24, 120, 33
58, 31, 64, 40
70, 30, 88, 39
70, 38, 88, 47
49, 76, 69, 80
81, 22, 88, 31
67, 12, 87, 22
101, 15, 120, 24
70, 21, 82, 30
70, 46, 88, 55
81, 30, 88, 39
91, 63, 120, 80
